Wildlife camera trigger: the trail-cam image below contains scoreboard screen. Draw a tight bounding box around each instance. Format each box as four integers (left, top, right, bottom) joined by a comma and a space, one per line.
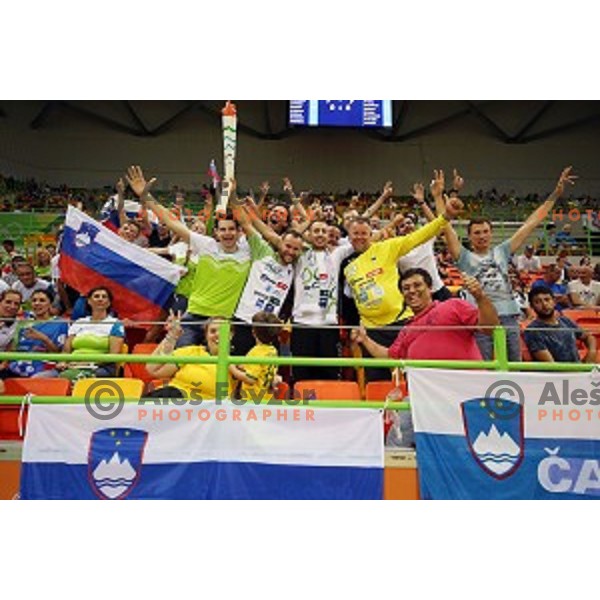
289, 100, 393, 128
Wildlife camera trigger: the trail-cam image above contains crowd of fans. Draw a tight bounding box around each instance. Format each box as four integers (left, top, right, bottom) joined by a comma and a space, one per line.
0, 165, 600, 408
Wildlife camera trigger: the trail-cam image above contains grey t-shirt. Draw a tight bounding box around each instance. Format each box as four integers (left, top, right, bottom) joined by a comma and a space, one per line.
457, 239, 519, 316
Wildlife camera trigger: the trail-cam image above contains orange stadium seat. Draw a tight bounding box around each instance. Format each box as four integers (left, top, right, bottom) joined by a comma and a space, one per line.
365, 380, 408, 401
1, 378, 71, 441
123, 343, 159, 384
293, 380, 361, 402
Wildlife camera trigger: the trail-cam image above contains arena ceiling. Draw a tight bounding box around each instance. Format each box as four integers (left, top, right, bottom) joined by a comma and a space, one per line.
2, 100, 600, 144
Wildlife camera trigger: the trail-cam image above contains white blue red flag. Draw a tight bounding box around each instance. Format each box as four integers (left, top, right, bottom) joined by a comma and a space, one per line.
59, 206, 181, 321
407, 368, 600, 499
20, 402, 384, 500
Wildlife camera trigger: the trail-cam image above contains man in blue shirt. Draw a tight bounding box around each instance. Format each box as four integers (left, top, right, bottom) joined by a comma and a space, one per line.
524, 285, 596, 363
531, 264, 571, 311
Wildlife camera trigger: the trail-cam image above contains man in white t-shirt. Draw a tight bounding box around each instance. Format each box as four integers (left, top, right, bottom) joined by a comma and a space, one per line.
568, 266, 600, 307
291, 220, 354, 381
231, 204, 304, 356
395, 210, 452, 301
11, 263, 53, 308
516, 245, 542, 273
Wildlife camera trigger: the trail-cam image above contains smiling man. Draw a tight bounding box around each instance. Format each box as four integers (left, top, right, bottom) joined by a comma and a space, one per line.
126, 166, 254, 347
440, 167, 577, 362
353, 268, 499, 361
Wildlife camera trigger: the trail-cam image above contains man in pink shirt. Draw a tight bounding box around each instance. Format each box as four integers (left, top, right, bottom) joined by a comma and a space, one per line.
353, 268, 499, 361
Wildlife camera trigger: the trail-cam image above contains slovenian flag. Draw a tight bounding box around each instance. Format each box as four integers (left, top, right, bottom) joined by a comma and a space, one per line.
59, 206, 181, 321
407, 368, 600, 500
20, 402, 384, 500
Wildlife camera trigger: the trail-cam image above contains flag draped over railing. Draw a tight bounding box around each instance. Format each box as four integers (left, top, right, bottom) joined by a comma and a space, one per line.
408, 368, 600, 499
20, 402, 384, 500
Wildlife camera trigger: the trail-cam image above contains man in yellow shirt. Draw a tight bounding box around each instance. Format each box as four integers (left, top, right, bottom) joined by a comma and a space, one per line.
342, 196, 463, 380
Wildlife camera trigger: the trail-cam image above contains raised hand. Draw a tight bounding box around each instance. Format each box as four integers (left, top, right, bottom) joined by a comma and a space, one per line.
430, 169, 445, 198
282, 177, 294, 195
259, 181, 270, 198
382, 181, 393, 198
452, 169, 465, 193
554, 166, 577, 197
125, 166, 157, 202
444, 194, 464, 219
116, 178, 126, 196
165, 309, 183, 340
411, 183, 425, 203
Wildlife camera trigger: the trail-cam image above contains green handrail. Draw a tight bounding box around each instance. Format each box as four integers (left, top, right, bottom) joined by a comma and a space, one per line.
1, 327, 597, 410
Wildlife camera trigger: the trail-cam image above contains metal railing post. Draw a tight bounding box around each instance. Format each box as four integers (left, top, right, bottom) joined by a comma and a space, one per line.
216, 320, 232, 402
493, 326, 508, 371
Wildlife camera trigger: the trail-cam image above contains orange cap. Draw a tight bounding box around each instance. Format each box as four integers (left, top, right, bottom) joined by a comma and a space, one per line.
222, 101, 237, 116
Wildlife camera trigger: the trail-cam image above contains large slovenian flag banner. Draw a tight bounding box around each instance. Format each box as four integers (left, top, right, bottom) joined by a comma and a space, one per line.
407, 368, 600, 499
59, 206, 181, 321
20, 403, 384, 500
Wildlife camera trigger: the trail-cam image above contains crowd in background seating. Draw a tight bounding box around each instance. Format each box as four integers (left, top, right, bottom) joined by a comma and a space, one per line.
1, 166, 600, 409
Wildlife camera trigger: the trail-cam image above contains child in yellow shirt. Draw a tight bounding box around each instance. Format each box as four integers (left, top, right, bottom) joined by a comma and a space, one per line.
230, 312, 282, 402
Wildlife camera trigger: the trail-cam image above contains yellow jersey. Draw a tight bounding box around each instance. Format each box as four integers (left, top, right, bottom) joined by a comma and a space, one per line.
169, 345, 234, 400
239, 343, 278, 402
343, 215, 448, 328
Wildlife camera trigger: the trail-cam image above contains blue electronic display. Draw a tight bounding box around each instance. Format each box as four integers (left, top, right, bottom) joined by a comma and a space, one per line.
289, 100, 392, 128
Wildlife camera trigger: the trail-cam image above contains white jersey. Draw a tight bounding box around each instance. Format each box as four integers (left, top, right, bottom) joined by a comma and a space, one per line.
234, 235, 294, 323
397, 239, 444, 292
293, 244, 354, 325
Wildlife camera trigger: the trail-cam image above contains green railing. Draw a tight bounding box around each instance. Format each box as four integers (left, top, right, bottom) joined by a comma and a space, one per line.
0, 324, 596, 409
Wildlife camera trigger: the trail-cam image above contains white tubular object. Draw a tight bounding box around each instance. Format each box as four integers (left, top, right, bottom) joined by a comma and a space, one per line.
217, 101, 238, 216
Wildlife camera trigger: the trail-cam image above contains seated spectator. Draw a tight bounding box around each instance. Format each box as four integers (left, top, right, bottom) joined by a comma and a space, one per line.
509, 267, 531, 319
2, 255, 27, 287
229, 311, 283, 401
516, 244, 541, 273
2, 239, 16, 260
556, 250, 573, 283
0, 290, 23, 392
8, 289, 68, 378
11, 262, 53, 310
531, 264, 570, 310
524, 285, 596, 363
568, 266, 600, 307
553, 223, 577, 247
34, 247, 53, 281
58, 286, 125, 380
352, 268, 499, 361
146, 314, 235, 399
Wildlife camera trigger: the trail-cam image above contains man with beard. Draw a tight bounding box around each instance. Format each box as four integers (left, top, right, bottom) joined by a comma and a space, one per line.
524, 285, 596, 363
